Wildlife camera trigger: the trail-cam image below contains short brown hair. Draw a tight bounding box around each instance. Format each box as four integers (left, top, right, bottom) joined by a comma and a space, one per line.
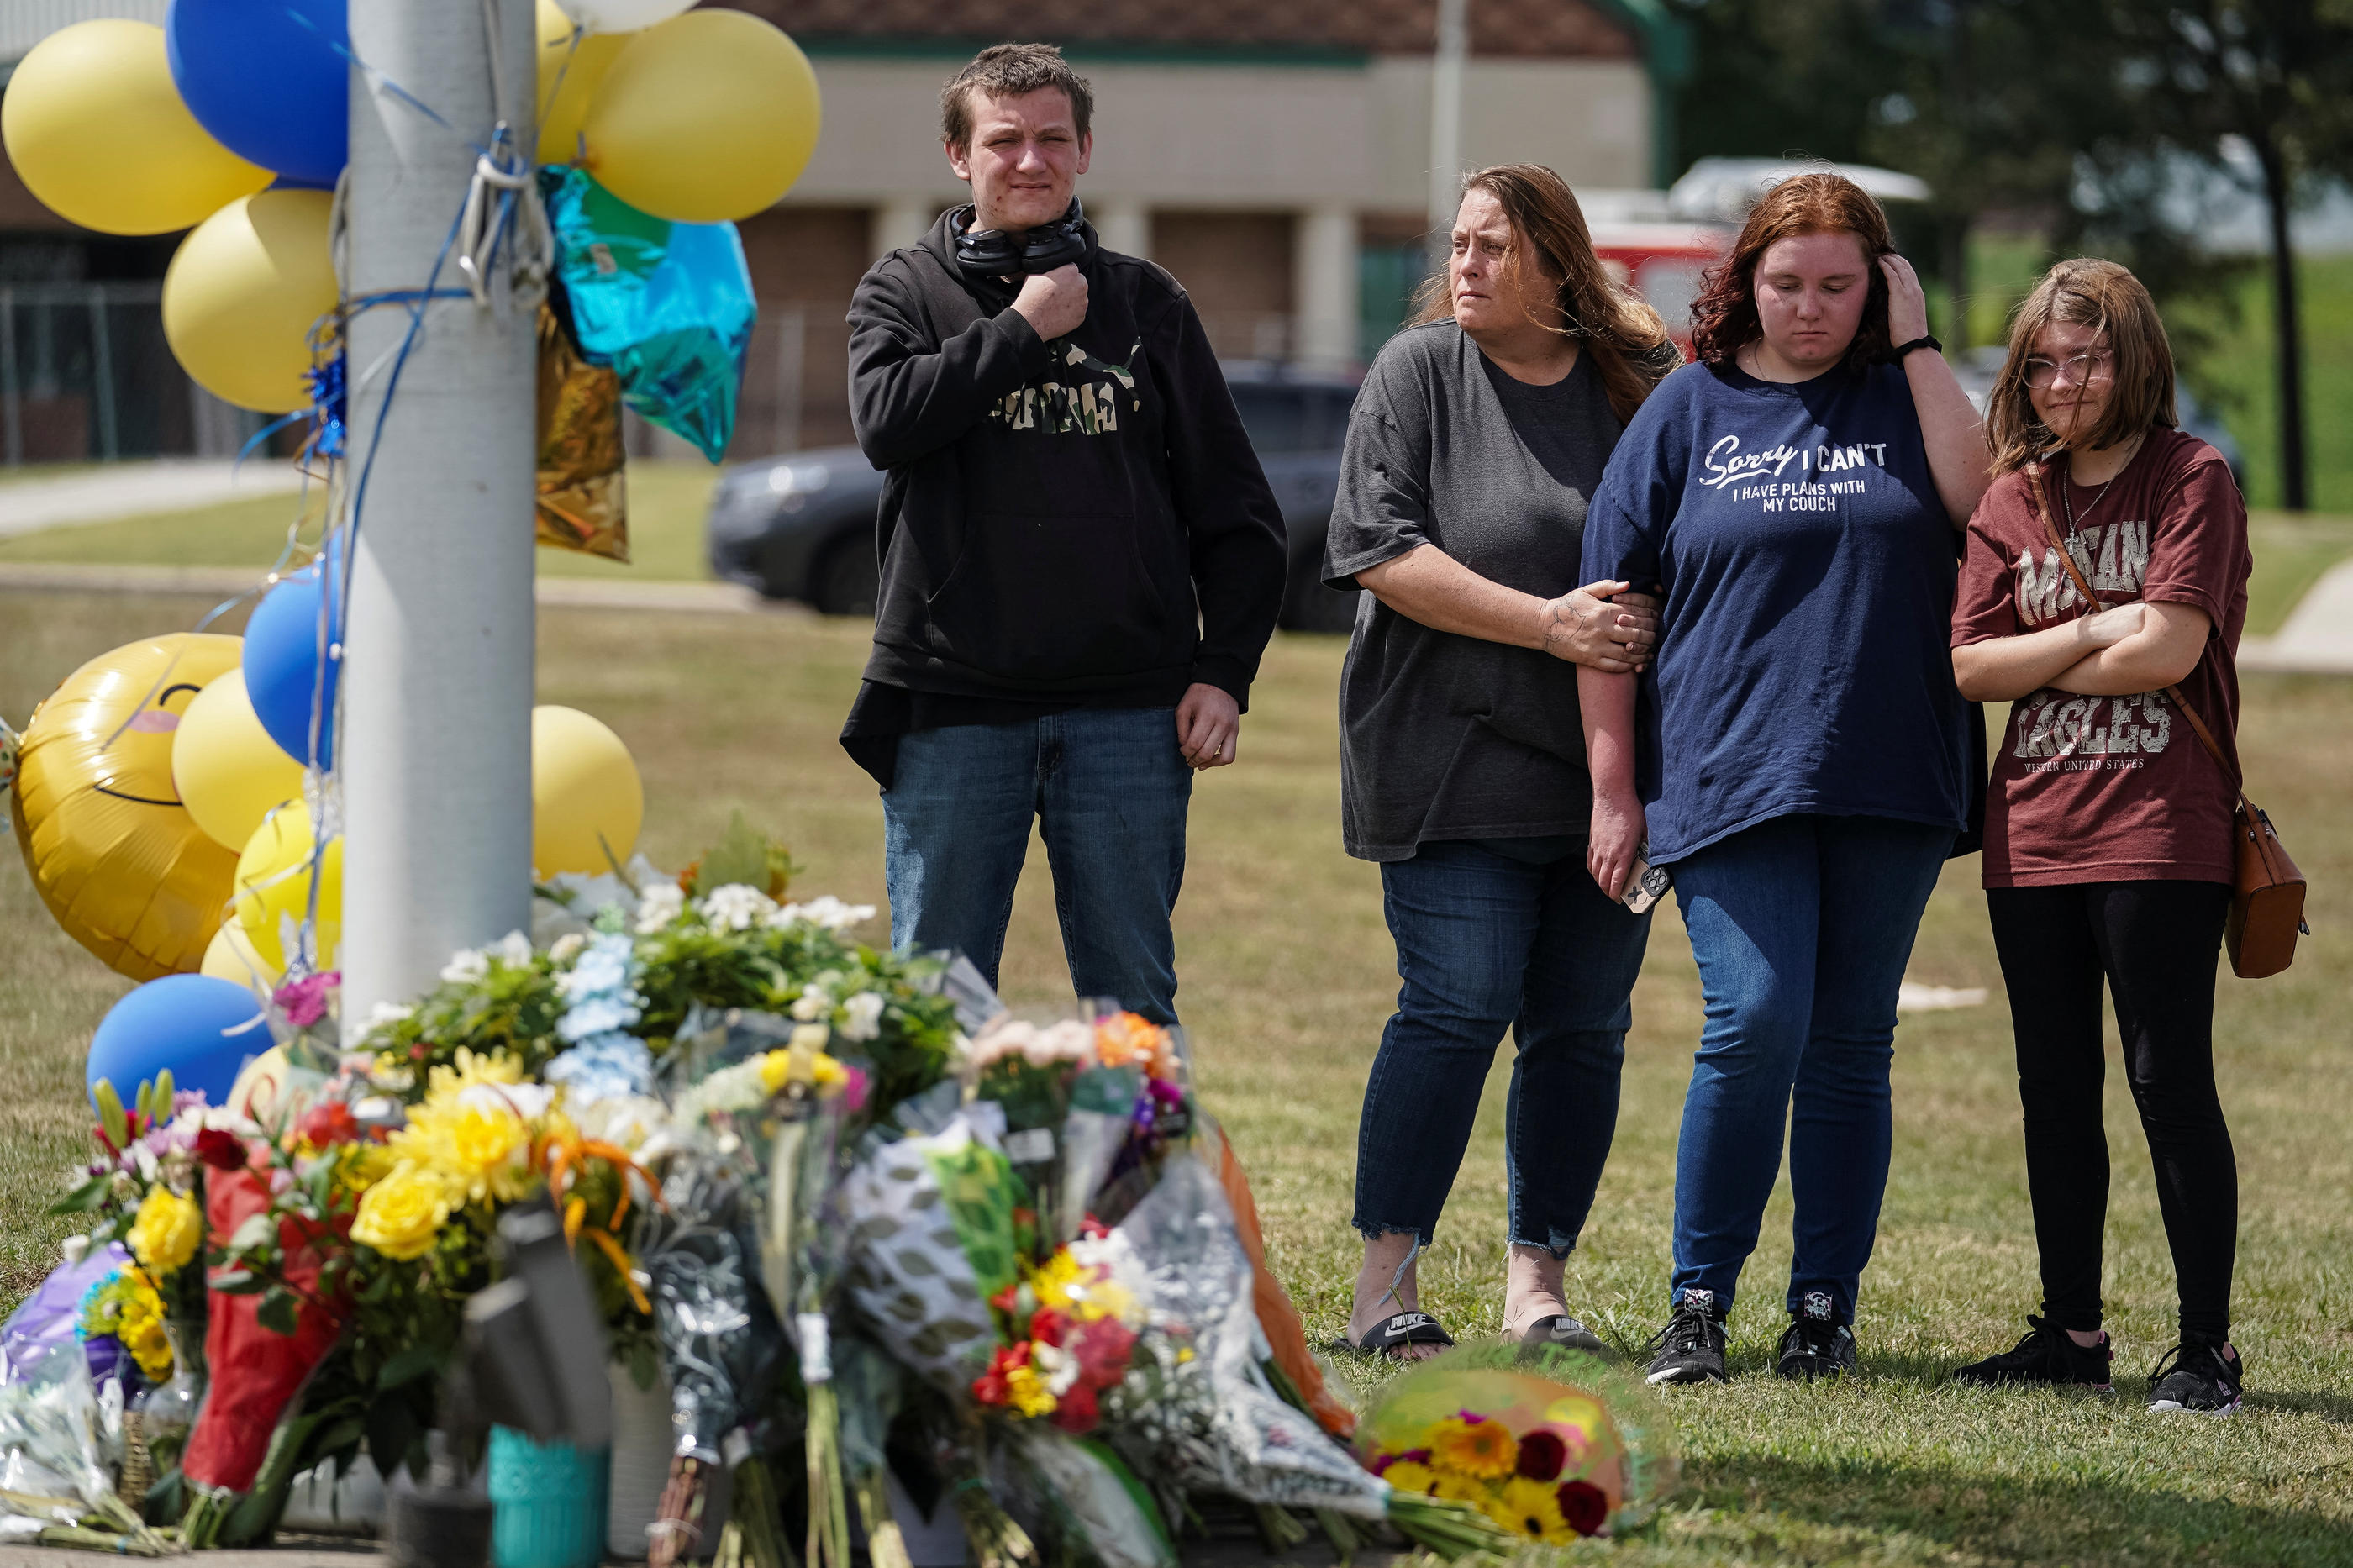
940, 44, 1094, 150
1986, 258, 2177, 475
1412, 163, 1677, 424
1690, 171, 1895, 372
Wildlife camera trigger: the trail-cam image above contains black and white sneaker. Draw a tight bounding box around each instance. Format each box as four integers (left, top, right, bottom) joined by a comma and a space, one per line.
1950, 1315, 2113, 1391
1775, 1291, 1857, 1381
1643, 1289, 1728, 1385
2147, 1339, 2244, 1414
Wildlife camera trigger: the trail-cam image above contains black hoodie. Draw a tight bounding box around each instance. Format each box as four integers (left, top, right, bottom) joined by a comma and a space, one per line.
844, 210, 1287, 729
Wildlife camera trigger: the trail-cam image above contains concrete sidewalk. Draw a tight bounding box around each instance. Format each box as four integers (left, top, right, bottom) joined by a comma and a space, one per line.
0, 561, 796, 617
2239, 556, 2353, 674
0, 460, 308, 539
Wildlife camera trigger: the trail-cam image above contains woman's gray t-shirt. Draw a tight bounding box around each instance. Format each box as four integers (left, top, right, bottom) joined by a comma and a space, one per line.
1324, 323, 1633, 862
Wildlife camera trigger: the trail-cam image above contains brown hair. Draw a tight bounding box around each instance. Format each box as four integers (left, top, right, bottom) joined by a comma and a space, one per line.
1412, 163, 1676, 424
1689, 170, 1894, 372
1986, 258, 2177, 476
940, 44, 1094, 150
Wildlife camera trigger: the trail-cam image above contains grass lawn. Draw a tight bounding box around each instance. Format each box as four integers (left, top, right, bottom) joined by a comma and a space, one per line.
4, 592, 2350, 1564
0, 458, 721, 580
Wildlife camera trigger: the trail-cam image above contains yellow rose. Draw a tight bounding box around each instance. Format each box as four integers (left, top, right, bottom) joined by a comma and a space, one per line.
351, 1164, 452, 1260
338, 1141, 397, 1193
127, 1188, 203, 1277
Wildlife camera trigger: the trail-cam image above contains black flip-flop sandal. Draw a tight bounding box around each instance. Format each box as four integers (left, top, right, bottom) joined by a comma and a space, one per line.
1518, 1313, 1607, 1360
1329, 1311, 1455, 1360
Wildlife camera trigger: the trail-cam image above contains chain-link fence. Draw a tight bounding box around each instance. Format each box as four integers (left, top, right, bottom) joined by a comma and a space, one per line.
0, 282, 267, 466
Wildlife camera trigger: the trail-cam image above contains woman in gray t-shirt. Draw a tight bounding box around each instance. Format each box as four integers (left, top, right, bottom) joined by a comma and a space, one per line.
1323, 164, 1677, 1359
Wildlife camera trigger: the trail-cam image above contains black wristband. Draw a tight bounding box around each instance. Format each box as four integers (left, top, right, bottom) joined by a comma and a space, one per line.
1891, 334, 1942, 360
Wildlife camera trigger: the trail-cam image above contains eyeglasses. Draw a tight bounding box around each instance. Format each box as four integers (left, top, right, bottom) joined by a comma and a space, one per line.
2023, 350, 2114, 390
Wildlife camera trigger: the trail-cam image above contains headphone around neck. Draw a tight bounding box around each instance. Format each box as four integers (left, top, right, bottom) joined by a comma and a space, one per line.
952, 199, 1088, 282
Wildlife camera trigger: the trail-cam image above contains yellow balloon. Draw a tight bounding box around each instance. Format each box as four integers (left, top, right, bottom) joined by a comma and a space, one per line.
162, 190, 337, 414
0, 20, 270, 237
9, 633, 242, 980
532, 705, 643, 876
535, 0, 631, 166
234, 802, 341, 974
582, 10, 821, 224
171, 669, 304, 853
201, 918, 282, 992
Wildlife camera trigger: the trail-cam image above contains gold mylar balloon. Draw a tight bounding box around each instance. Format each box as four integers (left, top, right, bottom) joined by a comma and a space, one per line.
582, 9, 821, 224
0, 19, 270, 237
10, 634, 244, 981
161, 189, 338, 413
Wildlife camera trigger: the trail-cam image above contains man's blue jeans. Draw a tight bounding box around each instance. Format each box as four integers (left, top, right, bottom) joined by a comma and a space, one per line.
1667, 813, 1954, 1324
1353, 838, 1653, 1259
882, 708, 1191, 1024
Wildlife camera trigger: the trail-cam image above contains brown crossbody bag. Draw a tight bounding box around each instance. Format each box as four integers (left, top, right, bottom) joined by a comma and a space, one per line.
2025, 463, 2307, 977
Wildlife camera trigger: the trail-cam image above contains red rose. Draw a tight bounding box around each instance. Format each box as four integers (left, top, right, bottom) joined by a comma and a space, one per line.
1556, 1480, 1608, 1537
296, 1102, 361, 1148
194, 1127, 250, 1171
1029, 1308, 1067, 1348
1516, 1429, 1567, 1482
1071, 1318, 1137, 1386
1049, 1382, 1098, 1434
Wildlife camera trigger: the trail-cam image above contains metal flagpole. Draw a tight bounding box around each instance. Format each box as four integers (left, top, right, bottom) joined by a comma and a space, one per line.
1429, 0, 1467, 235
339, 0, 540, 1035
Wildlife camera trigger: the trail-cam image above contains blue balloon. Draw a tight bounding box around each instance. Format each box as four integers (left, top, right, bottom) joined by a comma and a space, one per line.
87, 974, 269, 1112
166, 0, 350, 190
243, 547, 343, 769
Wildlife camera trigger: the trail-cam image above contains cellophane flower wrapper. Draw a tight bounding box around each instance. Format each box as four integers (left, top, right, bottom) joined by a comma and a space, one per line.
840, 1113, 1019, 1393
0, 1315, 147, 1538
1098, 1156, 1392, 1521
644, 1144, 787, 1467
1354, 1340, 1680, 1539
1007, 1425, 1177, 1568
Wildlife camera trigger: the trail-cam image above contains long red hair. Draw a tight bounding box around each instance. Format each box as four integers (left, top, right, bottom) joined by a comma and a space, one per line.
1689, 171, 1894, 373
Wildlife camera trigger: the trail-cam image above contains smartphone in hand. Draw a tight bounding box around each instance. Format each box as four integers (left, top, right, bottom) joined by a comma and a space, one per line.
1622, 840, 1671, 916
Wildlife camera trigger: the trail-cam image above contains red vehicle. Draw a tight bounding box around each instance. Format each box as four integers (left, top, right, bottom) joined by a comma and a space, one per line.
1588, 221, 1734, 358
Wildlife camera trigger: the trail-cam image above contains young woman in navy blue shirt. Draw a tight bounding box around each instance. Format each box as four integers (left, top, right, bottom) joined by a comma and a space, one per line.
1578, 172, 1991, 1383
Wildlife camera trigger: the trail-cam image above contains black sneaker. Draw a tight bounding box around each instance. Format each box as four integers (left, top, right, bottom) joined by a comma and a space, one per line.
1950, 1315, 2114, 1391
1643, 1289, 1728, 1385
2147, 1339, 2244, 1414
1775, 1291, 1857, 1380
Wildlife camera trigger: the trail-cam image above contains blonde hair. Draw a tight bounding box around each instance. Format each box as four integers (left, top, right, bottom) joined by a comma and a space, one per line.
1413, 163, 1676, 424
1987, 258, 2177, 476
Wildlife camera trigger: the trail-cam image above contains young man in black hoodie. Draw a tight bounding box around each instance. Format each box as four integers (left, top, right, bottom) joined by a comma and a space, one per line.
839, 43, 1287, 1025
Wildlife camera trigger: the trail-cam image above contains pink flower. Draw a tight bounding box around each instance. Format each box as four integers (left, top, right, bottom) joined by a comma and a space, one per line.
840, 1064, 870, 1113
273, 971, 342, 1029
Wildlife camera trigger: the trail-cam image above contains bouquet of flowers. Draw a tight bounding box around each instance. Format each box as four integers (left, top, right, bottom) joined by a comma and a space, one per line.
1354, 1341, 1681, 1542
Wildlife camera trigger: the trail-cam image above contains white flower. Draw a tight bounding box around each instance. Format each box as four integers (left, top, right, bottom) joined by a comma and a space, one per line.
458, 1081, 557, 1120
492, 930, 533, 967
839, 991, 885, 1042
699, 883, 779, 933
364, 1001, 414, 1030
768, 895, 875, 933
440, 948, 489, 984
633, 882, 685, 934
549, 932, 587, 964
789, 990, 830, 1022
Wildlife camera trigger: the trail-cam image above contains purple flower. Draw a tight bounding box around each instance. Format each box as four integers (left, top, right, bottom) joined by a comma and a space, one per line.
274, 971, 341, 1029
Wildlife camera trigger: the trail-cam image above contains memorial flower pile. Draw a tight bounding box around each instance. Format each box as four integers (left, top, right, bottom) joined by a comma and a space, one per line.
8, 815, 1674, 1560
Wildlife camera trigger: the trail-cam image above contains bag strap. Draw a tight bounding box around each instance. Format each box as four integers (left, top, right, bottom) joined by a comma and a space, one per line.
2023, 462, 2247, 801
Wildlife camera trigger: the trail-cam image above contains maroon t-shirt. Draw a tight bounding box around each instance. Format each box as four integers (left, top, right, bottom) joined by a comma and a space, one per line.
1951, 429, 2250, 887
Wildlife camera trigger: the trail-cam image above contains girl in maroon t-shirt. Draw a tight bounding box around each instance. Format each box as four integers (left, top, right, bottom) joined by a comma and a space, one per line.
1947, 259, 2251, 1413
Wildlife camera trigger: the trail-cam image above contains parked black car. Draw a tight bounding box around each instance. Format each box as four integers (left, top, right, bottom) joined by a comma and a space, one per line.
705, 362, 1363, 633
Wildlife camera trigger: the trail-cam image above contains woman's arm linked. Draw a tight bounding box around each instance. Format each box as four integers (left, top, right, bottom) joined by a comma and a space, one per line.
1356, 545, 1658, 672
1580, 666, 1643, 898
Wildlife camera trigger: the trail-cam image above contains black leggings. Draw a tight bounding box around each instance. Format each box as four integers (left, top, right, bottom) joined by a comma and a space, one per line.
1986, 881, 2236, 1342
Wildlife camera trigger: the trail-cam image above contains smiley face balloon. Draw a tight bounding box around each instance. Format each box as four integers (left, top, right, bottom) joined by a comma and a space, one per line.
9, 633, 245, 980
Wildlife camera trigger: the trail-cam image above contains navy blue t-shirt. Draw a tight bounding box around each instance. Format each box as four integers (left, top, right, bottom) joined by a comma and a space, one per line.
1579, 359, 1971, 863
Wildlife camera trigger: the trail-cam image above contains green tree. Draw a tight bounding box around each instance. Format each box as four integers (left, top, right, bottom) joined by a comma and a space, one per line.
2090, 0, 2353, 509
